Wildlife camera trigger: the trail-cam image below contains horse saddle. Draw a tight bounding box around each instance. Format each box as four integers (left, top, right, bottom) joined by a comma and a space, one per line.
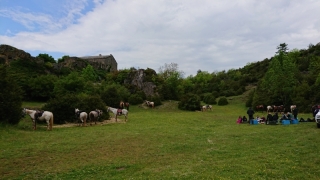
35, 110, 44, 120
76, 110, 84, 117
117, 109, 122, 115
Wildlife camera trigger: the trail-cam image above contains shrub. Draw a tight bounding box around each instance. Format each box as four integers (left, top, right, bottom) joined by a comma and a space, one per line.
0, 65, 23, 125
206, 96, 217, 105
100, 86, 121, 108
203, 93, 217, 105
178, 93, 201, 111
43, 94, 109, 124
218, 97, 229, 106
128, 94, 143, 105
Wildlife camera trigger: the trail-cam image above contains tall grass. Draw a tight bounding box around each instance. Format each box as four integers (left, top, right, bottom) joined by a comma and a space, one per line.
1, 98, 319, 179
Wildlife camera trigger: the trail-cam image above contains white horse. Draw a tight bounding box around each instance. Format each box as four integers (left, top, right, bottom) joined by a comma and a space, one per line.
107, 107, 128, 122
22, 108, 54, 130
145, 100, 154, 108
201, 105, 212, 111
290, 105, 296, 113
75, 108, 88, 126
89, 109, 103, 125
267, 105, 273, 113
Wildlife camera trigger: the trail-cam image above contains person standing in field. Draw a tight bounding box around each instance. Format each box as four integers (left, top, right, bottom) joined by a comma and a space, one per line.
247, 107, 255, 120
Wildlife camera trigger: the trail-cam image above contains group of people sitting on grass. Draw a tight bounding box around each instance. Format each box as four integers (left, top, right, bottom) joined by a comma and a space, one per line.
237, 106, 314, 124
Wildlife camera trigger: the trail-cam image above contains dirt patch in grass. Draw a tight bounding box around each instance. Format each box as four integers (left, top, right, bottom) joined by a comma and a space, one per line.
49, 118, 127, 128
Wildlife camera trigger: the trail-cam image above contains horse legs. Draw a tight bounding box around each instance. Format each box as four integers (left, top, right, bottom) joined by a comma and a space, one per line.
83, 119, 86, 126
115, 114, 118, 122
46, 119, 50, 130
33, 119, 36, 130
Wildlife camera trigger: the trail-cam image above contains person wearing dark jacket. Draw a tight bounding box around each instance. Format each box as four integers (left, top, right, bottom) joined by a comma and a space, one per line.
247, 107, 255, 121
292, 107, 298, 120
273, 112, 279, 121
266, 112, 275, 124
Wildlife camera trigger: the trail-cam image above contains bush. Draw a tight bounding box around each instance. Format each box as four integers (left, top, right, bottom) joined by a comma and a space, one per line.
128, 94, 143, 105
43, 94, 109, 124
100, 86, 121, 108
203, 94, 217, 105
0, 65, 23, 125
178, 93, 201, 111
218, 97, 229, 106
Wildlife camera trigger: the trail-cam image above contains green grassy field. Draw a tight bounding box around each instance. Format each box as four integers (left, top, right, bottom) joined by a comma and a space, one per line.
1, 97, 320, 179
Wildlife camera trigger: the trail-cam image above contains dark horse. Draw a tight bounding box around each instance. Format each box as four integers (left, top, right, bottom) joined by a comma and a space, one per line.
256, 105, 264, 112
273, 105, 285, 112
120, 101, 130, 110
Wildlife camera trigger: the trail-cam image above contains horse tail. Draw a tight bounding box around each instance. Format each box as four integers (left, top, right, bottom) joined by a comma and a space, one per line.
50, 114, 54, 130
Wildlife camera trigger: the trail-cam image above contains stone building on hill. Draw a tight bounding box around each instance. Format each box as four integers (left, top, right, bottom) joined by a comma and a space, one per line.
79, 54, 117, 72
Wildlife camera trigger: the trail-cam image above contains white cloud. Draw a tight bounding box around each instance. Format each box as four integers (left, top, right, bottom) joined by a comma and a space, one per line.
1, 0, 320, 76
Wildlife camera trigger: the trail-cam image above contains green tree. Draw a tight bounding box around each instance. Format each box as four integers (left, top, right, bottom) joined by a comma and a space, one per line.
0, 65, 23, 125
178, 93, 201, 111
158, 63, 184, 100
27, 75, 58, 101
100, 86, 122, 108
81, 65, 98, 82
53, 72, 87, 96
257, 44, 298, 106
37, 53, 56, 63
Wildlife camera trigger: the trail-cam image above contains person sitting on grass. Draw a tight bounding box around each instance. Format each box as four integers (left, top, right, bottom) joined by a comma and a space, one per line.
286, 112, 293, 120
273, 112, 279, 121
260, 116, 266, 124
280, 112, 288, 120
242, 116, 248, 123
237, 116, 242, 124
266, 112, 273, 124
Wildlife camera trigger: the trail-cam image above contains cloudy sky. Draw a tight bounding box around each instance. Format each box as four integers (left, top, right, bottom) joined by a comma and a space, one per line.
1, 0, 320, 76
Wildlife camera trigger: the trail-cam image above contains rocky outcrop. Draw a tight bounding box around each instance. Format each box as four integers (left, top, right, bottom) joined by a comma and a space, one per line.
0, 44, 44, 64
0, 44, 117, 72
124, 69, 158, 97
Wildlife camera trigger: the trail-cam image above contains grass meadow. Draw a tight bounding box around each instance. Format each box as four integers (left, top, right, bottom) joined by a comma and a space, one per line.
1, 96, 320, 179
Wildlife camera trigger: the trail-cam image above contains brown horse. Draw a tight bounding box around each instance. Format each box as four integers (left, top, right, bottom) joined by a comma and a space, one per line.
256, 105, 264, 112
120, 101, 130, 110
273, 105, 285, 112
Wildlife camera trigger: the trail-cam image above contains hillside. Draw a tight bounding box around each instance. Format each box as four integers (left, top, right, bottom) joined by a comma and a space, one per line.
1, 42, 320, 113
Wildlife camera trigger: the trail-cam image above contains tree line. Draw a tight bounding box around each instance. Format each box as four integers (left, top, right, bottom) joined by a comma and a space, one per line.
1, 42, 320, 125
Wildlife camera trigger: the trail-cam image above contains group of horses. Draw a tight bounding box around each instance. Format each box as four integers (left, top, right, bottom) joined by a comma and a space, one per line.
255, 104, 297, 113
21, 99, 159, 130
201, 105, 212, 111
75, 108, 103, 126
21, 101, 132, 130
